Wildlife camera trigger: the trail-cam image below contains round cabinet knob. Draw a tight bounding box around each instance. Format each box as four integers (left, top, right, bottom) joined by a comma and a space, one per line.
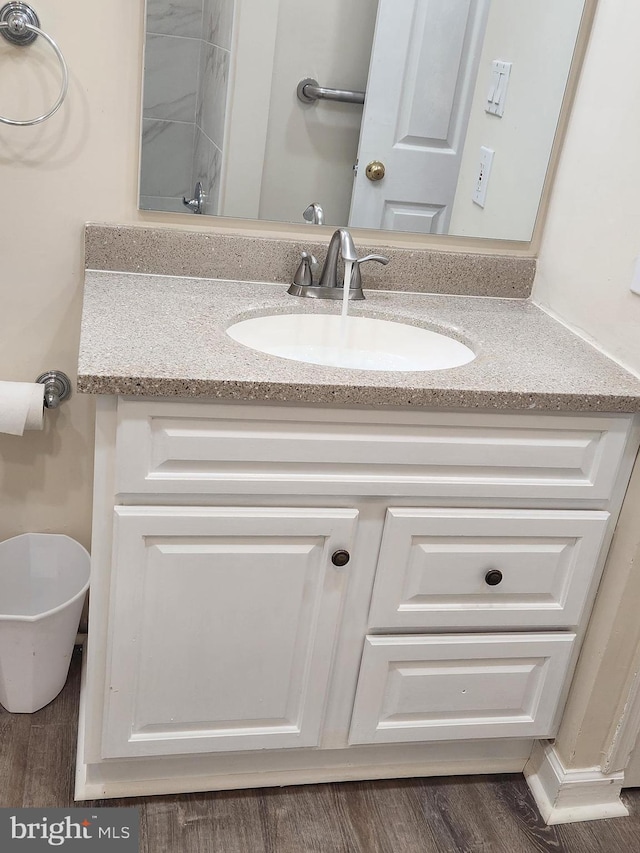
366, 161, 386, 182
331, 550, 351, 567
485, 569, 503, 586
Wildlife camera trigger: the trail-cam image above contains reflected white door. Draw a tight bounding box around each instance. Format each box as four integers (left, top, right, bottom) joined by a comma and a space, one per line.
349, 0, 490, 234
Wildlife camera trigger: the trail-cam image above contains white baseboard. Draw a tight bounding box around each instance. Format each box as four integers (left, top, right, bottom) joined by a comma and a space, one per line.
524, 741, 629, 825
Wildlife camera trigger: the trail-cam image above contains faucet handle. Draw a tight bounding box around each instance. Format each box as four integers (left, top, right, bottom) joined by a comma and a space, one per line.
356, 254, 390, 267
352, 254, 390, 291
293, 251, 318, 287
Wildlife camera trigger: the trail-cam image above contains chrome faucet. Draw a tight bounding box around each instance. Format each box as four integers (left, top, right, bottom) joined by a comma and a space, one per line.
288, 228, 389, 300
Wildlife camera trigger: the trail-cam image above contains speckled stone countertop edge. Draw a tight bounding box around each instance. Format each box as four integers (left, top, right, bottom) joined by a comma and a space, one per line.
75, 374, 640, 414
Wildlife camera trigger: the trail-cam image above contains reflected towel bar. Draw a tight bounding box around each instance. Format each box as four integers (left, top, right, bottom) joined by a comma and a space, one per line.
297, 78, 365, 106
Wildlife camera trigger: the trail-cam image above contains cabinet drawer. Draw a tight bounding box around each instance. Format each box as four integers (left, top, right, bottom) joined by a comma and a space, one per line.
114, 400, 631, 500
368, 509, 609, 630
349, 633, 575, 745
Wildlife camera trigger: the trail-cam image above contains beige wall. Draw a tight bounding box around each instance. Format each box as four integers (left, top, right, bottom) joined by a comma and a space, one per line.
0, 0, 146, 548
533, 0, 640, 375
532, 0, 640, 771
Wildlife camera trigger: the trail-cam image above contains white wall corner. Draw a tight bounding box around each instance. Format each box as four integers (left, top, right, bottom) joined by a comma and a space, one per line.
524, 741, 628, 825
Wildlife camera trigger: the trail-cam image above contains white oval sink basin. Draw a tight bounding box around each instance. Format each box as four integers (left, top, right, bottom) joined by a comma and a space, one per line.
227, 314, 475, 372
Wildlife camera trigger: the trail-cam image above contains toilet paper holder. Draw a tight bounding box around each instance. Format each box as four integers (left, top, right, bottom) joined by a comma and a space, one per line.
35, 370, 71, 410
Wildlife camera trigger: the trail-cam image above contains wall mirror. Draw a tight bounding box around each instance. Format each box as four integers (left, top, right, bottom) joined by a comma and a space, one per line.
140, 0, 588, 242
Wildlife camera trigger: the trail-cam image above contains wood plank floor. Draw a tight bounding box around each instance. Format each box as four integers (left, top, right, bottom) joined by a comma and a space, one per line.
2, 649, 640, 852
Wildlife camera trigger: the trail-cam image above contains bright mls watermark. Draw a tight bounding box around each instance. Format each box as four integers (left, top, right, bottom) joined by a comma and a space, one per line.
1, 808, 139, 850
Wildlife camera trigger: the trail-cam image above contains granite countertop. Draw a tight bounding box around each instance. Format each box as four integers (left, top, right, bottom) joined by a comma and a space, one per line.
77, 270, 640, 412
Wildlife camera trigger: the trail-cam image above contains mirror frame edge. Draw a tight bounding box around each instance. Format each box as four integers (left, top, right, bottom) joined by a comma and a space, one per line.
134, 0, 599, 259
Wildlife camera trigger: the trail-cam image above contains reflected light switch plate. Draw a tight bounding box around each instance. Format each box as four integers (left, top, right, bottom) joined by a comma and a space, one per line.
486, 60, 512, 117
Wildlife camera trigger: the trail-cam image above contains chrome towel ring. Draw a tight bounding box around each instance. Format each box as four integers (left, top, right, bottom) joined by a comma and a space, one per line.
0, 2, 68, 126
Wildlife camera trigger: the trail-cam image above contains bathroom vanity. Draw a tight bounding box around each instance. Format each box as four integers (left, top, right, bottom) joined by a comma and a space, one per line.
74, 264, 640, 800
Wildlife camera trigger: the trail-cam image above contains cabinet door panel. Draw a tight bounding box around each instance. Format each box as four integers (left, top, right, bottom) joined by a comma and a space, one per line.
369, 509, 609, 630
102, 507, 357, 758
349, 633, 575, 745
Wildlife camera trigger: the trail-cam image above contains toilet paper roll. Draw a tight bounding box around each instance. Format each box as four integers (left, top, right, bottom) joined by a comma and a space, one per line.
0, 381, 45, 435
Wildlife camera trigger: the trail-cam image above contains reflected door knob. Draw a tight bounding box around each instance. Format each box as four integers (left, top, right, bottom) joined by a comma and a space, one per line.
485, 569, 503, 586
331, 550, 350, 567
365, 161, 386, 182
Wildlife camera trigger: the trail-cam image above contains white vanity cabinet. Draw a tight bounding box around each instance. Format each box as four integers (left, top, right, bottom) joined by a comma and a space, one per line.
77, 398, 638, 799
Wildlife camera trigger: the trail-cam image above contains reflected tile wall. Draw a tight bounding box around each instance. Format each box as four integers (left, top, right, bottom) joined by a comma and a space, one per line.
193, 128, 223, 216
140, 119, 195, 198
143, 33, 200, 122
196, 40, 230, 150
141, 0, 234, 214
147, 0, 204, 38
141, 0, 204, 211
203, 0, 234, 50
193, 0, 234, 215
140, 196, 189, 214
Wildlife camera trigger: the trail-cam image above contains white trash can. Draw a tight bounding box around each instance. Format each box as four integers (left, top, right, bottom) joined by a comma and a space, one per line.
0, 533, 90, 713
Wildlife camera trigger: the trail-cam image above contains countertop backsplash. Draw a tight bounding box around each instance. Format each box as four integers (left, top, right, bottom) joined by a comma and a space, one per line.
84, 224, 536, 299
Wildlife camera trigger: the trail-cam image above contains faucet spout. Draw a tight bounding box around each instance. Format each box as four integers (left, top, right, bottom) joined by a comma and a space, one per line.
318, 228, 358, 289
338, 228, 358, 263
